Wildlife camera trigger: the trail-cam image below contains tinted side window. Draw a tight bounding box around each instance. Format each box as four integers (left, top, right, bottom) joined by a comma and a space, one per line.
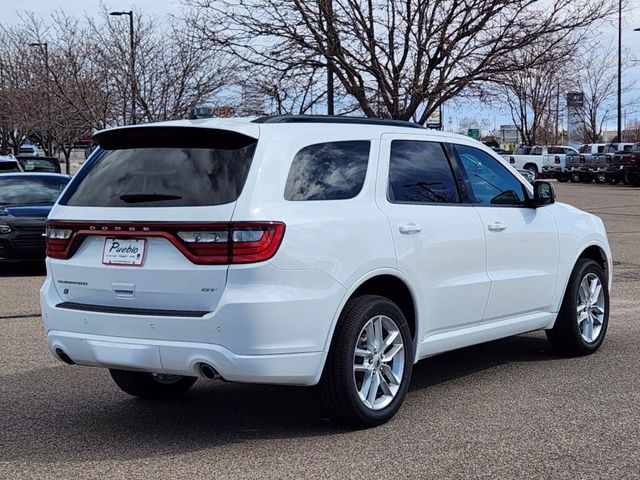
565, 148, 577, 155
388, 141, 459, 204
284, 141, 370, 201
454, 145, 526, 206
579, 145, 590, 153
597, 146, 605, 153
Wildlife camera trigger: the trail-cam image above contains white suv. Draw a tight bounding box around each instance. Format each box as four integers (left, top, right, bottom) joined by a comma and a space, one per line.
41, 116, 612, 427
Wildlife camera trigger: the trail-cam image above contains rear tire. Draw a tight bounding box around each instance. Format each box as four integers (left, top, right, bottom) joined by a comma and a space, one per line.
524, 164, 538, 179
109, 369, 197, 399
595, 173, 606, 184
320, 295, 413, 428
607, 176, 619, 185
570, 173, 580, 183
623, 172, 631, 185
546, 259, 609, 356
557, 175, 569, 183
629, 172, 640, 187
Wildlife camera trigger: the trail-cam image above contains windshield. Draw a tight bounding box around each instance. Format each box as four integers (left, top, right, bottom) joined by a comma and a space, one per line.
0, 177, 69, 205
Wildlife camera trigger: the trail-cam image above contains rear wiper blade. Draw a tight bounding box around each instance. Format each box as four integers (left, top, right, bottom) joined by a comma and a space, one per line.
119, 193, 182, 203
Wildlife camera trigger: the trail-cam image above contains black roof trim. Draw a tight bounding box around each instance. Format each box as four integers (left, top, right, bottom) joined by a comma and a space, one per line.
252, 115, 425, 129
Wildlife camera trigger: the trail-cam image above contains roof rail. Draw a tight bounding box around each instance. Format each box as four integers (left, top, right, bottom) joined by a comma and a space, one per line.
252, 115, 425, 129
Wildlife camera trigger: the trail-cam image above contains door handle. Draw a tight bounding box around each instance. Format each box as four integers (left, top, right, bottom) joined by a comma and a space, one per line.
399, 223, 422, 234
487, 222, 507, 232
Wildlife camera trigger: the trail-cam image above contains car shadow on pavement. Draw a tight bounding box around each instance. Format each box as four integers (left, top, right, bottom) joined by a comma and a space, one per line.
0, 333, 558, 463
410, 332, 555, 391
0, 261, 45, 277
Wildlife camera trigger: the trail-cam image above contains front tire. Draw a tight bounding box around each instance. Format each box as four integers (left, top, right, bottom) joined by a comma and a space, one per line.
546, 259, 609, 356
110, 369, 197, 399
320, 295, 413, 428
595, 173, 606, 184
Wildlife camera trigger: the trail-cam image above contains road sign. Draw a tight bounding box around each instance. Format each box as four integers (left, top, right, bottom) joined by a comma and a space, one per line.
468, 128, 480, 139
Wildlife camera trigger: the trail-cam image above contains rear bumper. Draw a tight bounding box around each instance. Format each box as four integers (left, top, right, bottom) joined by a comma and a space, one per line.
46, 330, 324, 385
40, 263, 346, 386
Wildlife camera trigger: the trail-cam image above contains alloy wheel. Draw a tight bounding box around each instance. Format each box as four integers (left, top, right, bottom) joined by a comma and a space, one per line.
576, 273, 605, 343
353, 315, 405, 410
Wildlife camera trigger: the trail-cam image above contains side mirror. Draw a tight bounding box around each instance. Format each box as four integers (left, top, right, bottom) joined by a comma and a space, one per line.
532, 180, 555, 207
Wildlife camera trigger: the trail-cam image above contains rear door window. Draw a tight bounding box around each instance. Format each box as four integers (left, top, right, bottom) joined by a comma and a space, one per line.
284, 141, 370, 201
63, 128, 257, 207
388, 140, 460, 204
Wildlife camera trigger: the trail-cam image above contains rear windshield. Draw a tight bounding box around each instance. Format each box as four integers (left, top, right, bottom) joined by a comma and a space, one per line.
64, 128, 257, 207
20, 158, 60, 173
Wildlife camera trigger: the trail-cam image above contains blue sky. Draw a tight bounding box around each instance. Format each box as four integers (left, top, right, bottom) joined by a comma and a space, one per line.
2, 0, 639, 133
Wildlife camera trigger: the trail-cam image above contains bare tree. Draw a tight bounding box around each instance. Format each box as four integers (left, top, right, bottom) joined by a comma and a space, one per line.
185, 0, 617, 122
86, 7, 236, 125
0, 8, 236, 170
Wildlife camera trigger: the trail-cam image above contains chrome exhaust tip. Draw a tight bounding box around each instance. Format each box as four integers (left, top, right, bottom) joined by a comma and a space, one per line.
200, 364, 219, 380
55, 348, 75, 365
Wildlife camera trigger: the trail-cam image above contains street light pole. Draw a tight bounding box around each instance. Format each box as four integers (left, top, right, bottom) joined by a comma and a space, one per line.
110, 11, 135, 125
617, 0, 622, 142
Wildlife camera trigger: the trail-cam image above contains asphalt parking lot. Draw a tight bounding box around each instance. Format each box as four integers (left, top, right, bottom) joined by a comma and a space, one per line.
1, 182, 639, 479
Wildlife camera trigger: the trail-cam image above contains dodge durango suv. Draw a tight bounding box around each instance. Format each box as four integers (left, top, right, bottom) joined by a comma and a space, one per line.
41, 116, 612, 427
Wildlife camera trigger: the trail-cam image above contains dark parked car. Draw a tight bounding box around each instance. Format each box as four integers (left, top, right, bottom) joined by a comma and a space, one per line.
17, 156, 62, 173
605, 143, 640, 185
565, 144, 606, 183
590, 143, 634, 184
0, 173, 70, 262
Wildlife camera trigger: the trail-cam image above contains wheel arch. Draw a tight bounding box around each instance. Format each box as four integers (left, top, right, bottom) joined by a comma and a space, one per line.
579, 245, 609, 280
551, 242, 611, 321
318, 269, 420, 382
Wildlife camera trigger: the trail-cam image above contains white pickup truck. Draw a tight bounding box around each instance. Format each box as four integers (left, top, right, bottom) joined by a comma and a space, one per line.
503, 145, 578, 179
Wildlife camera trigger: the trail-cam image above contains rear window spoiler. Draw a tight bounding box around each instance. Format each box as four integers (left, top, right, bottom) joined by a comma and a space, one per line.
93, 126, 258, 151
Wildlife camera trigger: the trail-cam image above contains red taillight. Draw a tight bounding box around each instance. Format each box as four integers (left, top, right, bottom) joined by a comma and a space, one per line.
509, 156, 515, 164
554, 156, 561, 164
46, 227, 73, 259
579, 155, 586, 163
606, 155, 612, 163
231, 224, 285, 264
46, 222, 285, 264
631, 154, 638, 164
